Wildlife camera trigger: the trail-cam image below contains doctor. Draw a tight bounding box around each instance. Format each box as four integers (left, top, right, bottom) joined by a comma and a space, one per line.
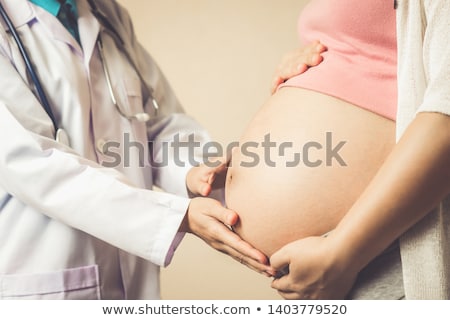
0, 0, 270, 299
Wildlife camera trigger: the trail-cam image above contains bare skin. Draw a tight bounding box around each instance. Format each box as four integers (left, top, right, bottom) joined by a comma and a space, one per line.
270, 112, 450, 299
225, 87, 395, 257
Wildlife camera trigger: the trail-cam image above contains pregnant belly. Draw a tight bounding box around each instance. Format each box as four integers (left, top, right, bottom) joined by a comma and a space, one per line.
225, 87, 395, 257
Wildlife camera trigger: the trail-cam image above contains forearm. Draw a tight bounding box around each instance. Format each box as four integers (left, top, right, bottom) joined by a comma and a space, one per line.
330, 112, 450, 273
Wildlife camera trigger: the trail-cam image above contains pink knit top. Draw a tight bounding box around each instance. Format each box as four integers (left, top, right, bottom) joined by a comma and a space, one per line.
281, 0, 397, 120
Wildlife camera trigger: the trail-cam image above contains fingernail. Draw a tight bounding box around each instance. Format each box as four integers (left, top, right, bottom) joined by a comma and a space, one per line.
312, 53, 320, 63
267, 269, 277, 277
226, 214, 234, 225
296, 63, 306, 71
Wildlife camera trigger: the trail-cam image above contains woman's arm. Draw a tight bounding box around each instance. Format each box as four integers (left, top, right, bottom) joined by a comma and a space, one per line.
271, 112, 450, 299
270, 0, 450, 300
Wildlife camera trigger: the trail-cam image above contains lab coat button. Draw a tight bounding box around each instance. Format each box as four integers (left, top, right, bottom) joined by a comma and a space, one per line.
96, 139, 107, 154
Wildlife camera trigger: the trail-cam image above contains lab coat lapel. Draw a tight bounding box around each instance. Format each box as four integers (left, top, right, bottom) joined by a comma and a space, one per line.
32, 5, 83, 56
0, 0, 34, 29
77, 0, 100, 69
0, 0, 81, 57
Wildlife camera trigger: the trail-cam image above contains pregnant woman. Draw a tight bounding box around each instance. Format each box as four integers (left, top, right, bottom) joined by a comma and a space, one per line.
224, 0, 402, 298
189, 0, 401, 298
226, 0, 396, 261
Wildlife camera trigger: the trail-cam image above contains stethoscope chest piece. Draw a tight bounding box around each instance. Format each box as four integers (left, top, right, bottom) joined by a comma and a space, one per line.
56, 128, 70, 146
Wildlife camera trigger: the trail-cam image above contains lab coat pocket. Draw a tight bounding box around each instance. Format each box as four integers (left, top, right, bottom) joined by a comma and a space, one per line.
117, 75, 144, 118
0, 265, 101, 300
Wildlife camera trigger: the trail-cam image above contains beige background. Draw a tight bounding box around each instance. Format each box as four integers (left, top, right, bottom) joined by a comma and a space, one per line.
117, 0, 309, 299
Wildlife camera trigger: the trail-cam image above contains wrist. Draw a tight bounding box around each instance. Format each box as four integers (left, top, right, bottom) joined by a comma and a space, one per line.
324, 230, 367, 276
185, 166, 199, 198
185, 184, 195, 198
178, 199, 194, 233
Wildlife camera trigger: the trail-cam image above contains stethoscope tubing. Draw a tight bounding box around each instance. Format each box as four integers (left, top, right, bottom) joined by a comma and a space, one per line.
0, 2, 59, 132
0, 2, 157, 143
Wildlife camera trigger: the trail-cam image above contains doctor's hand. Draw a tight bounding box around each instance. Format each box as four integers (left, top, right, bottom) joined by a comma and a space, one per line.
180, 197, 275, 277
271, 40, 327, 94
270, 236, 358, 299
186, 157, 228, 197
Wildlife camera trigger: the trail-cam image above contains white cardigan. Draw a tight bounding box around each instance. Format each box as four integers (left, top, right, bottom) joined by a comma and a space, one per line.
397, 0, 450, 299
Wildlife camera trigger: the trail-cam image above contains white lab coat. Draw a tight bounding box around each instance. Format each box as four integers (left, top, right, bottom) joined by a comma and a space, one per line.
0, 0, 209, 299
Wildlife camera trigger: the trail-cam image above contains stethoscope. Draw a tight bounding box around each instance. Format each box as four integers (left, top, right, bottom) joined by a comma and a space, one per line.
0, 0, 158, 145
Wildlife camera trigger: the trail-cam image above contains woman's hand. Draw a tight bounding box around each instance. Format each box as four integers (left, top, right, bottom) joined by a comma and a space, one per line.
270, 236, 358, 299
271, 40, 327, 94
271, 113, 450, 300
180, 197, 276, 277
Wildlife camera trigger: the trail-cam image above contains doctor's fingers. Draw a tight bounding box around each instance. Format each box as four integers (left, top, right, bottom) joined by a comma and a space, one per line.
186, 163, 227, 196
195, 180, 213, 197
207, 220, 269, 265
207, 221, 276, 275
228, 246, 276, 277
215, 235, 275, 276
210, 161, 229, 178
198, 218, 273, 276
203, 158, 229, 190
207, 201, 239, 226
190, 198, 272, 273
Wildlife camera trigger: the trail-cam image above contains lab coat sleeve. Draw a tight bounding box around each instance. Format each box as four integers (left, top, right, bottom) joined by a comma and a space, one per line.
0, 53, 189, 267
109, 2, 212, 197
